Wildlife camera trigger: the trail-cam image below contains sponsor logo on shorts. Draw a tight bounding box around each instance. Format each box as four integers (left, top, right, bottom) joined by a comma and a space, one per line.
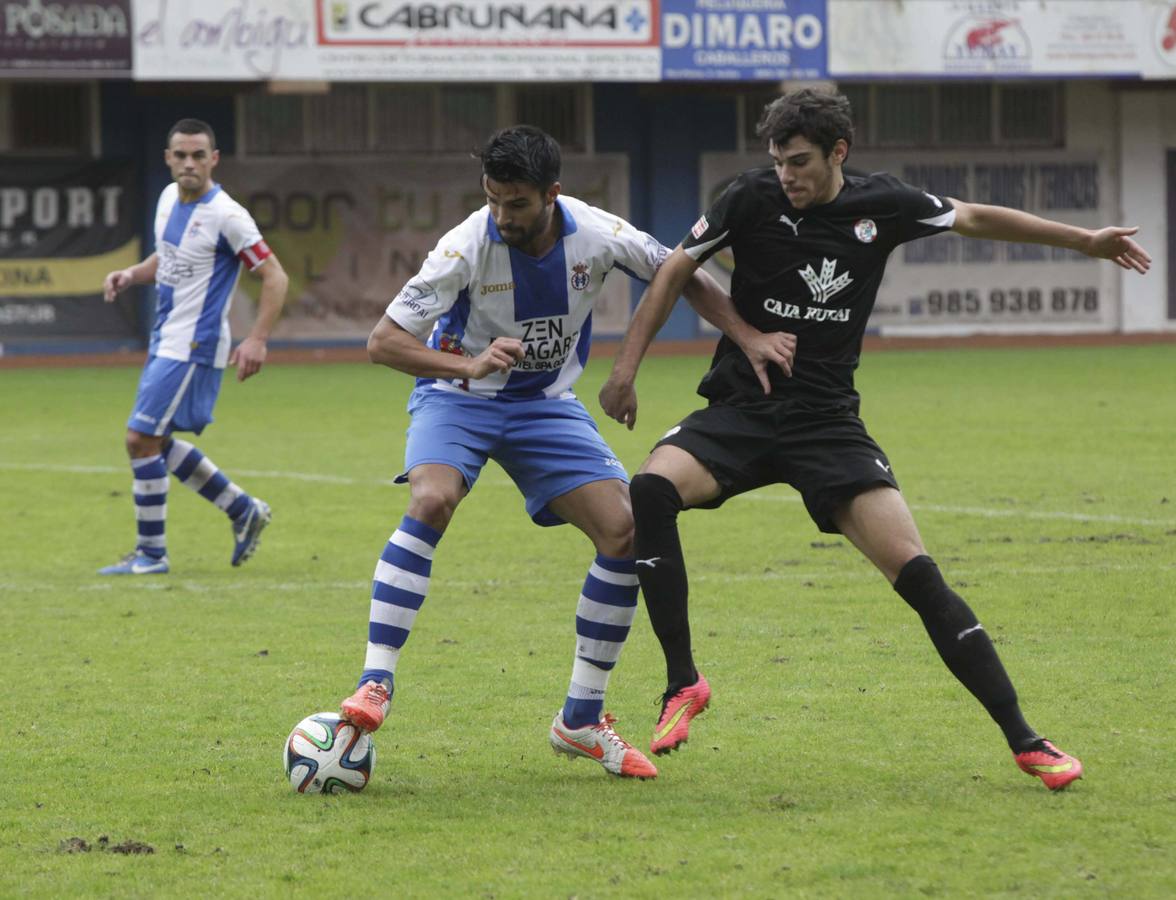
690, 216, 709, 239
133, 411, 158, 425
661, 425, 682, 440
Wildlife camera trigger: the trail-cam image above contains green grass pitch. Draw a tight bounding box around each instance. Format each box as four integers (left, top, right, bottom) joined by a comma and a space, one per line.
1, 344, 1174, 897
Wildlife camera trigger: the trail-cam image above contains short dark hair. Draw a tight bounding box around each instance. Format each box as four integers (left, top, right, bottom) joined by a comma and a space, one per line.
167, 118, 217, 150
476, 125, 561, 190
755, 89, 854, 158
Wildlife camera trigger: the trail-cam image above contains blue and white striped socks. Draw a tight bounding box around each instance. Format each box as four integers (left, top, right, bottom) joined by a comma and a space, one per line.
358, 515, 441, 693
164, 437, 252, 520
562, 554, 640, 728
131, 454, 169, 560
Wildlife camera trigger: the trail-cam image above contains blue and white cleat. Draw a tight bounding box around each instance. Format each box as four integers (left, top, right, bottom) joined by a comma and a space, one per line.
231, 498, 271, 566
98, 551, 170, 576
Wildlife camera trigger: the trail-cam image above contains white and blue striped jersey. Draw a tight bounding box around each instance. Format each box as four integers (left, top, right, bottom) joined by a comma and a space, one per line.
386, 195, 669, 401
149, 182, 271, 368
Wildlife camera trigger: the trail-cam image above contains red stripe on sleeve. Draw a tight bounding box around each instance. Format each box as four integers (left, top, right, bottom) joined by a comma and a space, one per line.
238, 240, 272, 270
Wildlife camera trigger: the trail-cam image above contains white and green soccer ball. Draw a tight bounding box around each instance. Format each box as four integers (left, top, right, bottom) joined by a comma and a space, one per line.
283, 712, 374, 794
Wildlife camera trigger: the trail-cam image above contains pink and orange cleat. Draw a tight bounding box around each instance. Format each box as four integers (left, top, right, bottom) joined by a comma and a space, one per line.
651, 673, 711, 756
549, 712, 658, 779
1015, 739, 1083, 790
340, 680, 391, 733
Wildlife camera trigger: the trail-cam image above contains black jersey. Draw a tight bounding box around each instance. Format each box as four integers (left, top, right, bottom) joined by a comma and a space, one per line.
683, 168, 955, 411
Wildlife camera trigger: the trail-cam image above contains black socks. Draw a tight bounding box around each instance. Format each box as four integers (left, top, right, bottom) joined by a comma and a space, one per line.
630, 473, 698, 688
894, 555, 1038, 751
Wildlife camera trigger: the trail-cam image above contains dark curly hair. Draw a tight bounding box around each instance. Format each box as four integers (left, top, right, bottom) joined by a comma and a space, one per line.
755, 89, 854, 158
476, 125, 561, 191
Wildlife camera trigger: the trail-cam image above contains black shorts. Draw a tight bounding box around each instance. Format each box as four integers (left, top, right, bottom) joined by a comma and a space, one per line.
655, 400, 899, 534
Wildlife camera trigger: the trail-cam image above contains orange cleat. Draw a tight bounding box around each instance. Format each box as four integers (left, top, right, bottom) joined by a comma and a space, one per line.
549, 712, 658, 779
340, 680, 391, 733
1015, 739, 1083, 790
651, 673, 711, 755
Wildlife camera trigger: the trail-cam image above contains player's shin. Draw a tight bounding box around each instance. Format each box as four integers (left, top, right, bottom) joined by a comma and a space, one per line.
164, 437, 253, 519
342, 516, 441, 732
562, 554, 639, 728
894, 554, 1038, 750
131, 453, 169, 559
629, 473, 697, 689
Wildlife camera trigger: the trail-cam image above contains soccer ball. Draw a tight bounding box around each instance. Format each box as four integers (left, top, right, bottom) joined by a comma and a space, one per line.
283, 712, 375, 794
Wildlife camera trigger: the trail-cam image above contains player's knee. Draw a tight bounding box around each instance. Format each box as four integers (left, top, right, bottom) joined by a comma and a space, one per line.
124, 429, 161, 459
629, 473, 684, 527
893, 555, 975, 624
593, 513, 634, 559
406, 486, 460, 532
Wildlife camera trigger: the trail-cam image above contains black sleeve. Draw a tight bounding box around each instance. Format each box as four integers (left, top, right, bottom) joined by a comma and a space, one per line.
879, 173, 957, 245
681, 174, 750, 264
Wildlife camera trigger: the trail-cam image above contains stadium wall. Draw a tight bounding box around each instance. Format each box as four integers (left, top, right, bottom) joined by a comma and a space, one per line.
3, 78, 1174, 358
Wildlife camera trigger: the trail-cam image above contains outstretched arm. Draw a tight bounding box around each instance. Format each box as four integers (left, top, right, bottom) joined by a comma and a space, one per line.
102, 253, 158, 302
949, 200, 1151, 274
230, 255, 290, 382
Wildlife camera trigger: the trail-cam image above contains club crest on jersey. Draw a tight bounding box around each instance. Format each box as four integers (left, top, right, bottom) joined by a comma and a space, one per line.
691, 215, 709, 239
854, 219, 877, 243
187, 219, 203, 239
570, 263, 591, 291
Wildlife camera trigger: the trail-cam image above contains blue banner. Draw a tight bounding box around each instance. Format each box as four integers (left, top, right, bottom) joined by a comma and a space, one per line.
660, 0, 827, 81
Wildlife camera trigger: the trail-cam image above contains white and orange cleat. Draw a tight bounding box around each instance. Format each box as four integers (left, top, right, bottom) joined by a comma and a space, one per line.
549, 712, 658, 779
340, 680, 391, 733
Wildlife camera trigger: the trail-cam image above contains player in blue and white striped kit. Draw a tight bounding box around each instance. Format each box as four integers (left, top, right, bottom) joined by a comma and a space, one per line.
99, 119, 288, 575
339, 126, 747, 779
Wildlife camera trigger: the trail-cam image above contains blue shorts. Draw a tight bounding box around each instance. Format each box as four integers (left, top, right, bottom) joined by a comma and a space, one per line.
126, 356, 223, 437
397, 386, 628, 526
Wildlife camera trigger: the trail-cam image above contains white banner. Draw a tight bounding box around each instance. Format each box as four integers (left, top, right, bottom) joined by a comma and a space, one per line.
132, 0, 660, 81
830, 0, 1148, 78
218, 154, 635, 343
698, 151, 1119, 336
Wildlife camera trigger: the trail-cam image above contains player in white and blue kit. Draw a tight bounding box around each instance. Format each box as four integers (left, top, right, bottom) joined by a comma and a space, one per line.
339, 126, 732, 779
98, 119, 288, 575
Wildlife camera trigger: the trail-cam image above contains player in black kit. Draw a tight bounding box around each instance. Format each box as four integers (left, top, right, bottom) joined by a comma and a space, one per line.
600, 89, 1151, 790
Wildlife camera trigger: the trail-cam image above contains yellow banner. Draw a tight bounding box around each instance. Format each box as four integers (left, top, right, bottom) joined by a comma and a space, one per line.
0, 238, 141, 298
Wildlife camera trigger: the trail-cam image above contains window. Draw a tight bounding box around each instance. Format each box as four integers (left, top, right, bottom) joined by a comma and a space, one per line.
875, 84, 933, 146
999, 84, 1060, 145
239, 84, 591, 156
0, 82, 92, 155
514, 84, 588, 153
779, 82, 1066, 149
939, 83, 992, 145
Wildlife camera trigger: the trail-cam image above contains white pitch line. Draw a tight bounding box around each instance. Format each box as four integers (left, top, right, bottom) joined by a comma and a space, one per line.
4, 460, 1174, 529
736, 491, 1176, 528
5, 559, 1173, 598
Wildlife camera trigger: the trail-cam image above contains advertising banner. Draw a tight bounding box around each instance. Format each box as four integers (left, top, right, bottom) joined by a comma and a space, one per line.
1, 0, 133, 77
132, 0, 660, 81
0, 162, 141, 349
660, 0, 827, 81
829, 0, 1146, 78
215, 154, 635, 343
1142, 0, 1176, 78
698, 151, 1118, 336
